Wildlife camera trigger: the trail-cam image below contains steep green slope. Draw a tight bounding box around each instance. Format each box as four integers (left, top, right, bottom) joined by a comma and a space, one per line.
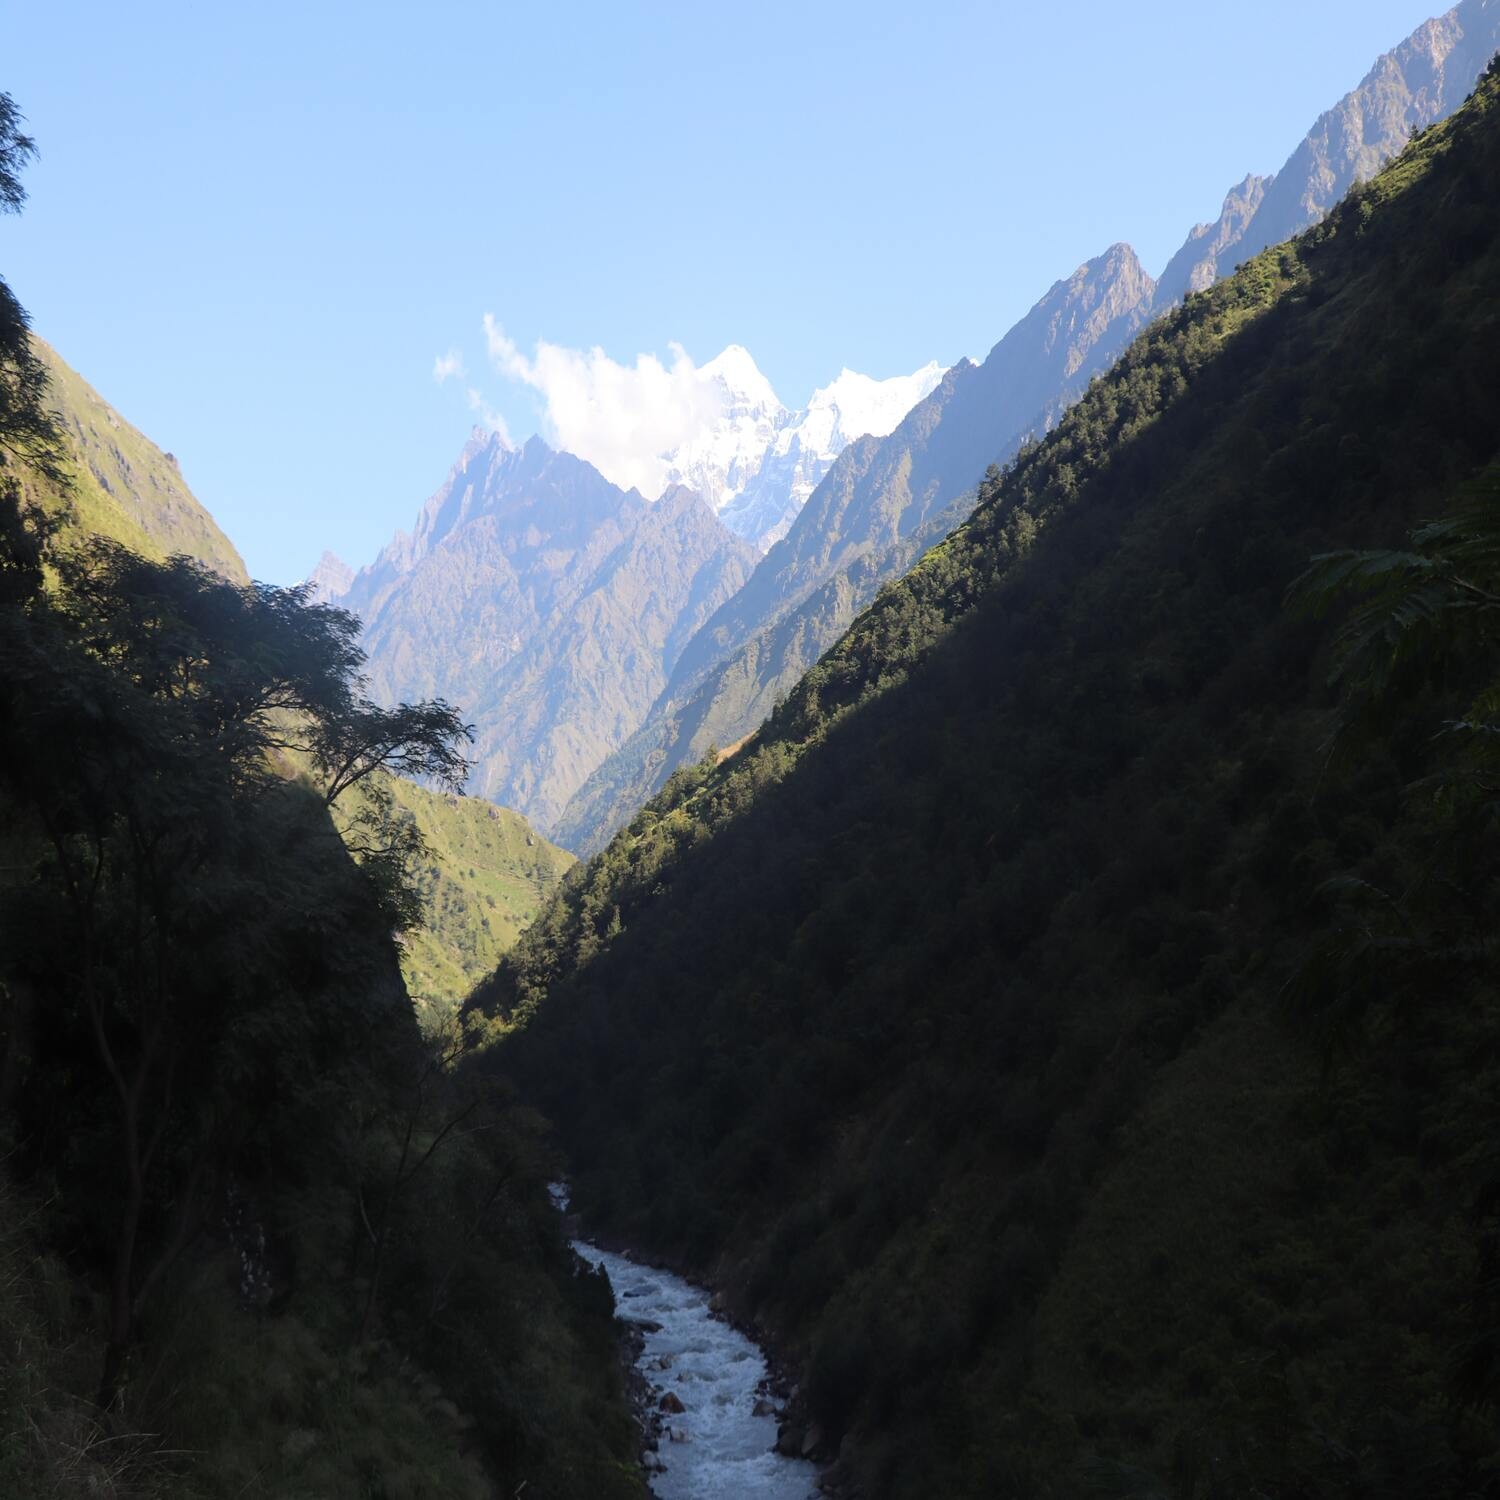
381, 774, 573, 1020
473, 63, 1500, 1498
28, 337, 247, 580
0, 519, 640, 1500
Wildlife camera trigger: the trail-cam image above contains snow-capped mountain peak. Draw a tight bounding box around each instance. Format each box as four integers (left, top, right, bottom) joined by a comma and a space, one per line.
715, 358, 948, 549
699, 344, 783, 412
806, 361, 947, 447
660, 345, 788, 512
635, 344, 947, 550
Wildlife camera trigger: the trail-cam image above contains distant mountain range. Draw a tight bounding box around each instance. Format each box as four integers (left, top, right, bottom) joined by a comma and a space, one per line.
323, 0, 1500, 853
326, 433, 758, 833
680, 352, 947, 549
553, 0, 1500, 852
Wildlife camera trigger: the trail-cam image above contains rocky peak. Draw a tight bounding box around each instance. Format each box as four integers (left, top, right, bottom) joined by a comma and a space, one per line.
1155, 174, 1273, 307
1154, 0, 1500, 306
304, 550, 354, 604
994, 242, 1157, 387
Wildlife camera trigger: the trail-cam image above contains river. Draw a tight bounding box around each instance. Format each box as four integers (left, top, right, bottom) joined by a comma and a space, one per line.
554, 1189, 821, 1498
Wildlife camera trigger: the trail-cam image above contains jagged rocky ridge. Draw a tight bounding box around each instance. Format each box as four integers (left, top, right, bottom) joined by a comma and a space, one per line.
333, 431, 758, 834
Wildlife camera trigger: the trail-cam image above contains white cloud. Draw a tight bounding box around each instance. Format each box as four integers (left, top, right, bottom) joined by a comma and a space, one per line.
481, 315, 730, 498
465, 386, 511, 444
432, 349, 466, 383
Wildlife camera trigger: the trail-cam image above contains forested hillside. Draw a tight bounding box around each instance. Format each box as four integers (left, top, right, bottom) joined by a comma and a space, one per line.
0, 130, 640, 1494
473, 60, 1500, 1499
22, 339, 568, 1026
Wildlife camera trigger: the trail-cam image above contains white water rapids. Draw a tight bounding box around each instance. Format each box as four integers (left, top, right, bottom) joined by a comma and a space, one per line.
554, 1187, 820, 1499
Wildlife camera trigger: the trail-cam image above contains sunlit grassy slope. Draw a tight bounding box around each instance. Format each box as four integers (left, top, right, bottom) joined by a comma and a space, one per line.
385, 774, 574, 1019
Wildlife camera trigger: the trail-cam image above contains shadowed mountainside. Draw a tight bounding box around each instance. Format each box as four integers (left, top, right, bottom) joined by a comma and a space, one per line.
472, 63, 1500, 1497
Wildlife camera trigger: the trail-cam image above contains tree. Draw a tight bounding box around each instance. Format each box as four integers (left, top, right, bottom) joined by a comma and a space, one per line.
0, 514, 472, 1407
0, 91, 63, 482
1286, 464, 1500, 1047
0, 92, 37, 213
313, 694, 472, 807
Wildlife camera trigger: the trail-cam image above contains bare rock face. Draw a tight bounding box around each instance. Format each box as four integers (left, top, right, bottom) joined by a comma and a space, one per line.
1156, 0, 1500, 308
336, 433, 757, 836
304, 549, 354, 604
1250, 1, 1500, 251
1155, 174, 1272, 305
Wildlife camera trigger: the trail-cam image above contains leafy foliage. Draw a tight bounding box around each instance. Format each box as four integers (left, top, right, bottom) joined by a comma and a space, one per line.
0, 515, 637, 1492
0, 94, 63, 488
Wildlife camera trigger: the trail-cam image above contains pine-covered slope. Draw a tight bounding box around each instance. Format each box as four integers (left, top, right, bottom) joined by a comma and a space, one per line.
26, 337, 247, 580
473, 63, 1500, 1499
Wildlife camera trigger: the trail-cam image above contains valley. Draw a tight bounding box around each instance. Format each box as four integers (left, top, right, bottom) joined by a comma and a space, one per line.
3, 4, 1500, 1498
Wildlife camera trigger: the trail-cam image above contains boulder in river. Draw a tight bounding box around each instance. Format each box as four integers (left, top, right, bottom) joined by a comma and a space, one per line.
776, 1423, 805, 1457
659, 1391, 686, 1414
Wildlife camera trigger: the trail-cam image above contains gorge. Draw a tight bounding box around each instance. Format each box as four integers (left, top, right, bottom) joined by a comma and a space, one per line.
4, 5, 1500, 1499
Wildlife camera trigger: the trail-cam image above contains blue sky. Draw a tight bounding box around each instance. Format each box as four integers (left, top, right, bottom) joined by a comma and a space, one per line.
7, 0, 1447, 583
